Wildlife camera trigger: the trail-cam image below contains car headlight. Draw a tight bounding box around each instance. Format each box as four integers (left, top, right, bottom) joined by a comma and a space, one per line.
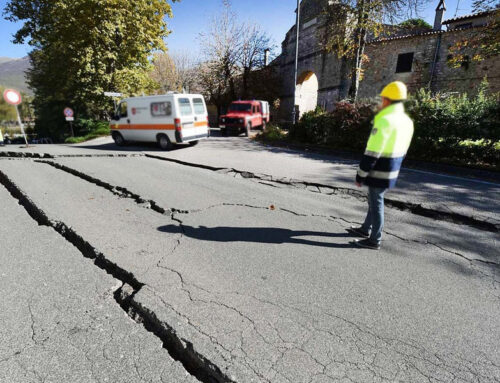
239, 118, 244, 123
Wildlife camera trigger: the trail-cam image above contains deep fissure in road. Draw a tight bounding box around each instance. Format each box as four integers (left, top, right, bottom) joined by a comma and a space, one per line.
143, 154, 499, 233
35, 159, 500, 272
2, 152, 497, 232
31, 155, 498, 233
0, 169, 235, 383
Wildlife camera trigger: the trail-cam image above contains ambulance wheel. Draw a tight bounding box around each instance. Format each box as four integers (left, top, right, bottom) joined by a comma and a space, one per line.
189, 140, 199, 146
112, 132, 126, 146
245, 122, 251, 137
157, 134, 174, 151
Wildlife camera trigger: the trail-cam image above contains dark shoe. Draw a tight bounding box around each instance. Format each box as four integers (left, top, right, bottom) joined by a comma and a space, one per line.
347, 227, 370, 238
352, 239, 381, 250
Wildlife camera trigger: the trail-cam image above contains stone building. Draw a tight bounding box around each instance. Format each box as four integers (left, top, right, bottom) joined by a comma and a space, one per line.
276, 0, 500, 121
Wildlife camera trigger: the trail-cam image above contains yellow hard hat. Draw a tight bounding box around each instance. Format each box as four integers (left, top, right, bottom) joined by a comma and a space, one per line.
380, 81, 408, 101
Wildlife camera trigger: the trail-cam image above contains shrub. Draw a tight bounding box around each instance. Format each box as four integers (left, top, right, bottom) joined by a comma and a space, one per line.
64, 119, 110, 144
257, 124, 287, 142
289, 103, 376, 151
286, 85, 500, 170
405, 87, 500, 168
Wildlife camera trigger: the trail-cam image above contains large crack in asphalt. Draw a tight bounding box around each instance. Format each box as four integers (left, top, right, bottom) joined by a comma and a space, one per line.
0, 169, 235, 383
2, 159, 499, 381
36, 159, 500, 274
3, 151, 498, 233
144, 154, 499, 233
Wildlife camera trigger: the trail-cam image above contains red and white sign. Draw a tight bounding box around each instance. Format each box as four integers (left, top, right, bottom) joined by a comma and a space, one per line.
3, 89, 22, 106
64, 107, 74, 117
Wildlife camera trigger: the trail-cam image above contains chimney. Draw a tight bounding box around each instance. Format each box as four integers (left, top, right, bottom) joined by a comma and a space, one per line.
264, 48, 270, 67
434, 0, 447, 31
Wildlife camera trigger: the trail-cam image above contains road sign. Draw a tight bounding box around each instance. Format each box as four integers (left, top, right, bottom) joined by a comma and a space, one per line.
64, 107, 74, 118
3, 88, 28, 146
65, 117, 75, 122
3, 89, 22, 106
104, 92, 123, 97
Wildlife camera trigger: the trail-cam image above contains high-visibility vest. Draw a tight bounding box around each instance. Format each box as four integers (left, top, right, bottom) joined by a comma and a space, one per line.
356, 103, 414, 189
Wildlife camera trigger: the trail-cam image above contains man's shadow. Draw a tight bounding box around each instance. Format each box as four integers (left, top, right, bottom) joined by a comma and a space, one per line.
158, 225, 356, 249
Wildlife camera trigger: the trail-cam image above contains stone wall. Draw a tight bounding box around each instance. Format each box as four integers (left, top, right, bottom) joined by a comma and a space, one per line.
276, 1, 499, 121
359, 28, 500, 98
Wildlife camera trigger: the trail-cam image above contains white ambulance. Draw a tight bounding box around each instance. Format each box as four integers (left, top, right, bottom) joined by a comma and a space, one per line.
111, 93, 209, 150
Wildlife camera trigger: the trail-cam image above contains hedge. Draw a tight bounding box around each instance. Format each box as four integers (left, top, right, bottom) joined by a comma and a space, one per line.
288, 87, 500, 170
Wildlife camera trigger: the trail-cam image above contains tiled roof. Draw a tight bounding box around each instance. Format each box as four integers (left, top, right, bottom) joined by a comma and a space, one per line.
368, 29, 443, 43
443, 10, 494, 24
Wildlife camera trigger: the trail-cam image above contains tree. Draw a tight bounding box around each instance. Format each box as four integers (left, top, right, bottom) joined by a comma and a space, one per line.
197, 0, 274, 114
151, 52, 181, 92
321, 0, 430, 101
398, 18, 432, 30
172, 51, 198, 93
151, 51, 198, 93
199, 0, 241, 106
448, 1, 499, 68
4, 0, 177, 139
239, 23, 272, 99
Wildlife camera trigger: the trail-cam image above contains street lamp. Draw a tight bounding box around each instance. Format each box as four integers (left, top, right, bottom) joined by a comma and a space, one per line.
292, 0, 301, 125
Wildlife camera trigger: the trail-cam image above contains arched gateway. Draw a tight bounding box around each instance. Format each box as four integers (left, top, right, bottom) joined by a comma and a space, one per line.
296, 71, 318, 117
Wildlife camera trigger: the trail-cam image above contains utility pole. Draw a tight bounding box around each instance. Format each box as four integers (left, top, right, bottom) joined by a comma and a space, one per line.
292, 0, 301, 125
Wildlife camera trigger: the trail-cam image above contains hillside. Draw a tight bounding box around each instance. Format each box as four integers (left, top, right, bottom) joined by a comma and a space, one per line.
0, 57, 31, 94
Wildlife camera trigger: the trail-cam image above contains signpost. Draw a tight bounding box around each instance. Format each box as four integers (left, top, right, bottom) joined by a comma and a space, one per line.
64, 107, 75, 137
3, 89, 29, 147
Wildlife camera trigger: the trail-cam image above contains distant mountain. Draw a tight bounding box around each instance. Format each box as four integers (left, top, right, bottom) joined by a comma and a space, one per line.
0, 57, 31, 94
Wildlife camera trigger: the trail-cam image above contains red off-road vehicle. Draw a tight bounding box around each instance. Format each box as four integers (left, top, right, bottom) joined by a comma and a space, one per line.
219, 100, 270, 136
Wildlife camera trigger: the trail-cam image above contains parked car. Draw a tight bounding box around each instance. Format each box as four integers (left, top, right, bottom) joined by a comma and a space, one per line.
111, 93, 209, 150
219, 100, 270, 136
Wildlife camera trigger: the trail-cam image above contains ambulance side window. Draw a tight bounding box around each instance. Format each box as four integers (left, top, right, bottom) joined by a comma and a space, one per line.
178, 98, 193, 116
119, 102, 128, 118
151, 102, 172, 117
193, 98, 206, 115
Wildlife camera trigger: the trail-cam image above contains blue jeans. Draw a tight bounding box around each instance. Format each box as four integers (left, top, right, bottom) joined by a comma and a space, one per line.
361, 187, 387, 245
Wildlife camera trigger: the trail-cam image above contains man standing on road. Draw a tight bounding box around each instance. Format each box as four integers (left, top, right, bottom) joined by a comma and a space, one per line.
349, 81, 414, 250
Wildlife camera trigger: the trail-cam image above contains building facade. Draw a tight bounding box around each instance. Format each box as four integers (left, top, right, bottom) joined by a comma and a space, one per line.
276, 0, 499, 121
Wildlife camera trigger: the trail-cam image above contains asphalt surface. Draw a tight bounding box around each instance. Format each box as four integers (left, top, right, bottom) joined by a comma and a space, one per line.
0, 136, 499, 382
2, 135, 499, 228
0, 178, 195, 383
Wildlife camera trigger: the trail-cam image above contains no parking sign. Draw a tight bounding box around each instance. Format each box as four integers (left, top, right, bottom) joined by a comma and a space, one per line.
64, 107, 74, 121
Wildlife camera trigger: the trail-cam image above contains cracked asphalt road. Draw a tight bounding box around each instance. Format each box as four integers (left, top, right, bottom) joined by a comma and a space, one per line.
0, 137, 499, 382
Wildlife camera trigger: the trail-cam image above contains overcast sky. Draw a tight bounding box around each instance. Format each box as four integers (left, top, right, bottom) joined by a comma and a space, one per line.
0, 0, 474, 59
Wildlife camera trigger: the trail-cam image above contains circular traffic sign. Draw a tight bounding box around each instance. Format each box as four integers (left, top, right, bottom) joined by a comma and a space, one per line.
64, 107, 74, 117
3, 89, 22, 106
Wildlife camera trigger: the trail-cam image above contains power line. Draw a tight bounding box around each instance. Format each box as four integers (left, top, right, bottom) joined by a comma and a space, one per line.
454, 0, 461, 17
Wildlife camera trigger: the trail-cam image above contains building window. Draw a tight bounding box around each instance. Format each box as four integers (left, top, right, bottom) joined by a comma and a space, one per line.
461, 55, 471, 70
396, 52, 414, 73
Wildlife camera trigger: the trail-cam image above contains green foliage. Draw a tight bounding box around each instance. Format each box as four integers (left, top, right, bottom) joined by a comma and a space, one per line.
398, 18, 432, 30
405, 86, 500, 168
64, 119, 110, 144
4, 0, 176, 140
289, 104, 375, 151
287, 87, 500, 170
256, 124, 287, 142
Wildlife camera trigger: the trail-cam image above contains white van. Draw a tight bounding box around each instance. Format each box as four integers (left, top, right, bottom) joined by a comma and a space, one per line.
111, 93, 209, 150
